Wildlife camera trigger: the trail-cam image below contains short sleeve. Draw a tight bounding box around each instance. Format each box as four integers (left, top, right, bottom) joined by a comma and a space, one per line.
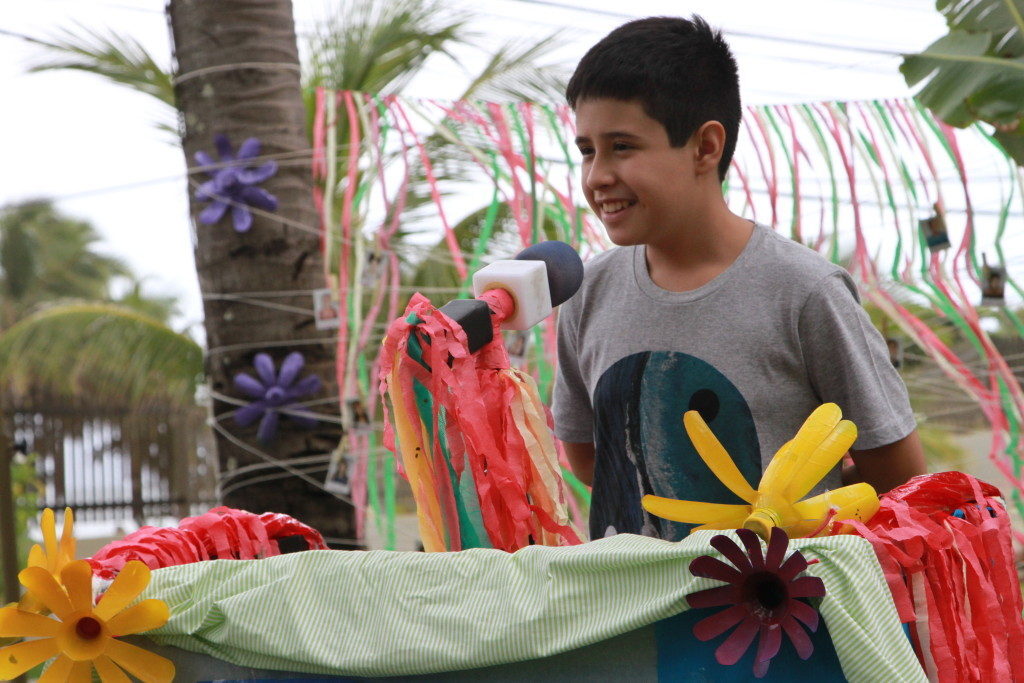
552, 298, 595, 443
798, 271, 917, 450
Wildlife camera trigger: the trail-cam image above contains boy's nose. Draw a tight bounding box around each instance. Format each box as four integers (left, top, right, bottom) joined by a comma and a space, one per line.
584, 157, 615, 190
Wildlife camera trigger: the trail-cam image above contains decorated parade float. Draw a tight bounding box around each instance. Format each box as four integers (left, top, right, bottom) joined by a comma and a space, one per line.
6, 82, 1024, 681
2, 236, 1024, 682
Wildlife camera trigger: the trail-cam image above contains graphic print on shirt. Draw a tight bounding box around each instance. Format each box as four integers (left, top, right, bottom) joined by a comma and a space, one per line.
591, 351, 761, 541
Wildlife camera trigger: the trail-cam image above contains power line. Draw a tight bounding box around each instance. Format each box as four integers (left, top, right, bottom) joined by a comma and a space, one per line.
490, 0, 907, 56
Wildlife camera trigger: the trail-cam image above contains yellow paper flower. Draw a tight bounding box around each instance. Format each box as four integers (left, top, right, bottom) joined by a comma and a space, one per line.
18, 507, 77, 613
0, 560, 175, 682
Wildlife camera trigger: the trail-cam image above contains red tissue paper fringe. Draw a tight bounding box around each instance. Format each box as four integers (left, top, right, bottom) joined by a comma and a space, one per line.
847, 472, 1024, 683
88, 506, 328, 579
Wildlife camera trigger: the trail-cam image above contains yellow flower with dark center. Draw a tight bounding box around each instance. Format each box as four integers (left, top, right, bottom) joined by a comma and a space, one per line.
18, 507, 77, 614
0, 560, 175, 682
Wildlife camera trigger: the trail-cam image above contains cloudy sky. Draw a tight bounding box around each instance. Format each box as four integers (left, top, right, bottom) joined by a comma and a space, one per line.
0, 0, 950, 336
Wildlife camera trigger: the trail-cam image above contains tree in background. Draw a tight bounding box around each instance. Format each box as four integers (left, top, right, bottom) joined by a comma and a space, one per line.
0, 199, 130, 329
901, 0, 1024, 164
23, 0, 568, 543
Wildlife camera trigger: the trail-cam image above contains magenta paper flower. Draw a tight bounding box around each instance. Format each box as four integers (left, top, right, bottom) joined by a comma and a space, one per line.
233, 352, 321, 442
687, 527, 826, 678
194, 134, 278, 233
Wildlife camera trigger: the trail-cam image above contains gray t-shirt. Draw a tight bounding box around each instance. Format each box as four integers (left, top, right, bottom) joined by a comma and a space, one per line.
552, 223, 916, 541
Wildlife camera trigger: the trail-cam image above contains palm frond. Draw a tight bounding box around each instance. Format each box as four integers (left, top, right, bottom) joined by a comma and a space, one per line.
1, 199, 132, 326
305, 0, 469, 94
26, 24, 176, 108
0, 303, 203, 408
458, 33, 570, 104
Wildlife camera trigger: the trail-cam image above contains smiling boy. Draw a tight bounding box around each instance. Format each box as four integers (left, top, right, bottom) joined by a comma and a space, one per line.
552, 16, 926, 541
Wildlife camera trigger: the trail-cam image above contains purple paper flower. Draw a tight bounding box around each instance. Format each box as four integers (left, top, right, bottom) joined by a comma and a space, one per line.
686, 527, 826, 679
195, 134, 279, 233
233, 352, 321, 442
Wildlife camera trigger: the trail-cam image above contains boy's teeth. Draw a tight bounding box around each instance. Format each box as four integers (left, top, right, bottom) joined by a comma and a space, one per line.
603, 201, 630, 212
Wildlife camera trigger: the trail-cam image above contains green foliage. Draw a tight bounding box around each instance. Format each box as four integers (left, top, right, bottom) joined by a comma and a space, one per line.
25, 23, 177, 138
112, 276, 180, 326
0, 452, 39, 602
0, 200, 130, 329
917, 419, 970, 470
11, 454, 38, 571
901, 0, 1024, 164
305, 0, 469, 95
0, 303, 202, 407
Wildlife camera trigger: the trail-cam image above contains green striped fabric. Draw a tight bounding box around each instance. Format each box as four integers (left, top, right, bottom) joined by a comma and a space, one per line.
139, 532, 925, 682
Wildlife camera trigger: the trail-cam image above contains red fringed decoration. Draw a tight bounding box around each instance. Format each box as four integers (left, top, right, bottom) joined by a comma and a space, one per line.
848, 472, 1024, 682
88, 507, 327, 579
379, 292, 580, 553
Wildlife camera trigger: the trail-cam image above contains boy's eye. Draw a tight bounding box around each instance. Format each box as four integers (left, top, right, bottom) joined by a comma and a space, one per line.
577, 146, 594, 157
612, 141, 632, 151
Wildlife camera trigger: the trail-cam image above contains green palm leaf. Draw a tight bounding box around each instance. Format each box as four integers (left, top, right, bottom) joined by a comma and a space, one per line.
1, 200, 131, 327
304, 0, 468, 94
901, 0, 1024, 163
0, 303, 202, 407
457, 34, 569, 103
25, 24, 175, 107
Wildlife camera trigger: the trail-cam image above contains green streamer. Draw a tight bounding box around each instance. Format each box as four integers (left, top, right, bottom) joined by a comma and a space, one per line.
797, 104, 841, 263
458, 152, 503, 299
762, 106, 800, 241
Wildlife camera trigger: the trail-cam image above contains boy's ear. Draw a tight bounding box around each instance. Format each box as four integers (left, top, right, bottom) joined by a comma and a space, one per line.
693, 121, 726, 176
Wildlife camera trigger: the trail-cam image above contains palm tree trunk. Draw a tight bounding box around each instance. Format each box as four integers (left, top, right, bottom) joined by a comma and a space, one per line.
168, 0, 353, 545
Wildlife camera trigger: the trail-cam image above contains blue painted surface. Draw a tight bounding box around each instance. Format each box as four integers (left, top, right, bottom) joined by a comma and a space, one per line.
654, 606, 846, 682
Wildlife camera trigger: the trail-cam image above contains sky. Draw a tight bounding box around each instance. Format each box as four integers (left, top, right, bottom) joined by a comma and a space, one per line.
0, 0, 952, 339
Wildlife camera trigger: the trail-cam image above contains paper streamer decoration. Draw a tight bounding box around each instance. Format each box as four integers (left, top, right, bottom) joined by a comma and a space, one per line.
378, 289, 580, 552
313, 91, 1024, 547
88, 506, 327, 579
847, 472, 1024, 681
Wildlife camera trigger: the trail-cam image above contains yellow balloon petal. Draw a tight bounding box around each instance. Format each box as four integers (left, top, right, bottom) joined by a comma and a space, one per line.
760, 403, 842, 496
28, 543, 46, 569
682, 411, 757, 503
68, 660, 95, 683
60, 508, 77, 567
0, 637, 60, 678
94, 562, 150, 622
690, 520, 749, 533
106, 600, 170, 637
16, 591, 46, 615
95, 654, 132, 682
61, 561, 95, 613
0, 605, 60, 638
784, 420, 858, 502
19, 567, 73, 619
40, 508, 58, 571
641, 494, 749, 526
788, 482, 879, 537
41, 659, 92, 683
37, 655, 79, 683
105, 638, 176, 683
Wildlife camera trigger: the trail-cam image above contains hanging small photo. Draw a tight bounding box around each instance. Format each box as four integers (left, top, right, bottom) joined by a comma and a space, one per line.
345, 396, 371, 435
981, 262, 1006, 307
324, 444, 353, 496
360, 249, 386, 290
920, 209, 950, 253
313, 288, 341, 330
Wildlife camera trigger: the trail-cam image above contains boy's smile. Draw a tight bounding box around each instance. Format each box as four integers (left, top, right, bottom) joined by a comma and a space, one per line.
574, 98, 703, 248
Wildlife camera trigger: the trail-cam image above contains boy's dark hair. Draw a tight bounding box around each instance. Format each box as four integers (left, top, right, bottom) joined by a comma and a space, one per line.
566, 15, 741, 181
